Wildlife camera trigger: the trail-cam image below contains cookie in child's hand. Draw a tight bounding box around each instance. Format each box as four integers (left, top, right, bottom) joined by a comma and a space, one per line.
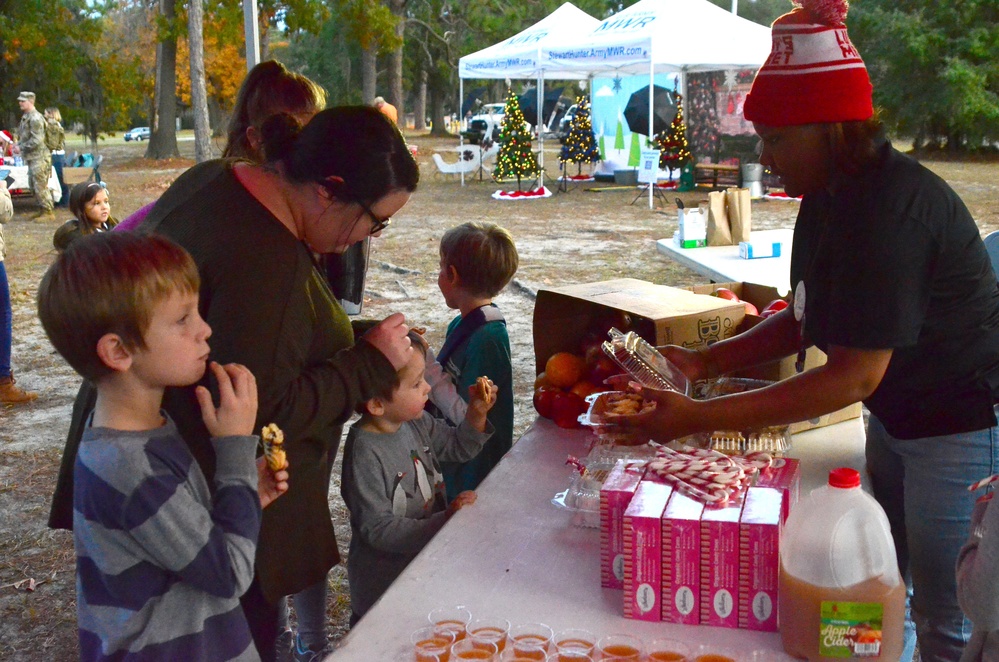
260, 423, 287, 470
475, 376, 491, 399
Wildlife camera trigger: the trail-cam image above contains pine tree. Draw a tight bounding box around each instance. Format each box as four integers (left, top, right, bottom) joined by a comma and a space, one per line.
559, 96, 600, 177
493, 89, 540, 189
654, 93, 693, 179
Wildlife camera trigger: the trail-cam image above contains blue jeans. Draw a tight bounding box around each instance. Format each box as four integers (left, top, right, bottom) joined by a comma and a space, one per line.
1, 261, 11, 378
866, 412, 999, 662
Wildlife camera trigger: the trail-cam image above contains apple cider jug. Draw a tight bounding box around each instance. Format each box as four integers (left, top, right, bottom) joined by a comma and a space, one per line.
778, 468, 905, 661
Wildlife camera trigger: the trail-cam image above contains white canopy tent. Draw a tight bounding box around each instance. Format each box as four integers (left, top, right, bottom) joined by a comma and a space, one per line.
457, 2, 600, 186
541, 0, 772, 206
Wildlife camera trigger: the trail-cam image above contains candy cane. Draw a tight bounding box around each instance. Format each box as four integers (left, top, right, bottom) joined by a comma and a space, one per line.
968, 474, 999, 492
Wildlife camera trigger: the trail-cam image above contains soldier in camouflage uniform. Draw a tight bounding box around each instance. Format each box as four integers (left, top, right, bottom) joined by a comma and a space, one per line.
14, 91, 54, 221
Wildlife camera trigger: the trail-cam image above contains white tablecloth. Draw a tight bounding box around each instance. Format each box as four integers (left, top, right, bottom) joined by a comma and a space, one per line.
329, 414, 866, 660
4, 164, 61, 204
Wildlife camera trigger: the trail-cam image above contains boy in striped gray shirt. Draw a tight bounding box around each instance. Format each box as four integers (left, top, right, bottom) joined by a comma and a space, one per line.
37, 233, 288, 661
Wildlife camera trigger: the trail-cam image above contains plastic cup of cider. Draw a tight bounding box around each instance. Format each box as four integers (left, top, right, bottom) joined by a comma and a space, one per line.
596, 633, 644, 661
412, 625, 456, 662
647, 638, 692, 662
553, 628, 595, 657
468, 617, 511, 654
692, 645, 742, 662
509, 623, 554, 660
429, 606, 473, 644
546, 651, 593, 661
453, 638, 498, 661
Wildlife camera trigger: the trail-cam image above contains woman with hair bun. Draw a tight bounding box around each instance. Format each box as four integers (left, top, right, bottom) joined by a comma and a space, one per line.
52, 105, 419, 661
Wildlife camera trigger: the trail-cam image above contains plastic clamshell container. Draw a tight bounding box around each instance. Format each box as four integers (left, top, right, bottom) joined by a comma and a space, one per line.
602, 328, 691, 395
578, 391, 657, 427
686, 378, 792, 456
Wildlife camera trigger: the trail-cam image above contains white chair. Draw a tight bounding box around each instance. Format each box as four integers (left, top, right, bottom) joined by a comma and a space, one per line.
431, 148, 482, 178
984, 230, 999, 280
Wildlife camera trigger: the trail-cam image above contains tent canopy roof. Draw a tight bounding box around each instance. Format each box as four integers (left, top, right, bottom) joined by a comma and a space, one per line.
542, 0, 771, 75
459, 2, 599, 80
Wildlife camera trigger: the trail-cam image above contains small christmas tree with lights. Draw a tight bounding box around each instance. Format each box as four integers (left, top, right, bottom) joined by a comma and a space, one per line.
559, 96, 600, 177
654, 93, 692, 180
493, 89, 541, 190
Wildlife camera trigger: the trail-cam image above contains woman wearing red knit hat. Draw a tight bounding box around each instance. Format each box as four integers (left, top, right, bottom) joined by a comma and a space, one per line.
628, 0, 999, 659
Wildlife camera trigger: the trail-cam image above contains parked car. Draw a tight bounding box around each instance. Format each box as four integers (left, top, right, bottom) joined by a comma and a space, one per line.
124, 127, 151, 142
557, 104, 578, 142
462, 103, 506, 145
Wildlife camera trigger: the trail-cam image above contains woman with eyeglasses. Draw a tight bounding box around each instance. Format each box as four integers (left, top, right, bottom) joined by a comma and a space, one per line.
51, 106, 418, 661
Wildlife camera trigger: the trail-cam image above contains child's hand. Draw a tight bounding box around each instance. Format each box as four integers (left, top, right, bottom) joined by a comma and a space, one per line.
196, 361, 258, 438
446, 490, 477, 517
467, 376, 498, 413
256, 456, 289, 508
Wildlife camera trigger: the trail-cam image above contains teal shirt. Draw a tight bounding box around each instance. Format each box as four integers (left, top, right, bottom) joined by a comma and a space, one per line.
440, 310, 514, 498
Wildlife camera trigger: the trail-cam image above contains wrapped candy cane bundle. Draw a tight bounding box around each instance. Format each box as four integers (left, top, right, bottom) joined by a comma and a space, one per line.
643, 445, 773, 507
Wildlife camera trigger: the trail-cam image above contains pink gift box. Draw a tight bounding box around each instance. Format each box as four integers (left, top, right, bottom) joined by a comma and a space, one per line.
754, 457, 800, 523
700, 496, 746, 629
738, 487, 783, 631
661, 491, 704, 625
623, 480, 673, 621
600, 460, 644, 589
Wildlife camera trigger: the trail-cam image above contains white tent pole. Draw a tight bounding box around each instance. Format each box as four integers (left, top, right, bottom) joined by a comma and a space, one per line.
648, 62, 654, 209
538, 73, 545, 190
459, 78, 465, 187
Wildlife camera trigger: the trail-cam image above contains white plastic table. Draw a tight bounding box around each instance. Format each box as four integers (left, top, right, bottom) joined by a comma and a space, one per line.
328, 414, 866, 660
5, 164, 62, 204
656, 229, 794, 296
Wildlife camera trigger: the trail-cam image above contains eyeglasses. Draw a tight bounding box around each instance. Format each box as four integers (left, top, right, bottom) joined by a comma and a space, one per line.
358, 200, 391, 235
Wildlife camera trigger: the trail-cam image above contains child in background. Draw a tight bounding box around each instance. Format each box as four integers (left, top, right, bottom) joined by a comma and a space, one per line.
37, 233, 288, 661
341, 331, 496, 624
434, 222, 518, 499
956, 477, 999, 661
53, 181, 118, 252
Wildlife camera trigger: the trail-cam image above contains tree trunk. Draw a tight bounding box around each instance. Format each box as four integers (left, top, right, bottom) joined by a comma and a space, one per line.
414, 69, 427, 131
386, 0, 405, 125
188, 0, 212, 162
361, 47, 377, 106
429, 87, 448, 137
146, 0, 180, 159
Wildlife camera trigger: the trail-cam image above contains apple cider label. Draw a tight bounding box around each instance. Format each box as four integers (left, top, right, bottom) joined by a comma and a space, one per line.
819, 601, 885, 658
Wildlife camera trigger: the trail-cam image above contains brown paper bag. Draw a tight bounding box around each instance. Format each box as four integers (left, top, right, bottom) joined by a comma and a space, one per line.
706, 191, 732, 246
726, 187, 752, 243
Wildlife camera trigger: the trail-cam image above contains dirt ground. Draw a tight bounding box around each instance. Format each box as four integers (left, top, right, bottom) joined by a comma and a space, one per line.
0, 133, 996, 659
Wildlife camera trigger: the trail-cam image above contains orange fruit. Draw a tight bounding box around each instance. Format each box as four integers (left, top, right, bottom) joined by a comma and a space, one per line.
545, 352, 587, 389
570, 379, 601, 399
534, 371, 554, 390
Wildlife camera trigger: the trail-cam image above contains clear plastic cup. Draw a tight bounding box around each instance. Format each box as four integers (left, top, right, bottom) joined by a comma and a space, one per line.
429, 606, 473, 643
692, 645, 742, 662
552, 628, 595, 656
468, 617, 511, 654
412, 625, 456, 662
547, 651, 593, 662
499, 649, 548, 662
596, 633, 644, 661
453, 638, 498, 661
647, 638, 691, 662
509, 623, 554, 661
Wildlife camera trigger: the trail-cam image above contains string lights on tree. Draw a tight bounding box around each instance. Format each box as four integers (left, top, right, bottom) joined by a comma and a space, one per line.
558, 96, 601, 178
493, 88, 540, 190
654, 92, 692, 180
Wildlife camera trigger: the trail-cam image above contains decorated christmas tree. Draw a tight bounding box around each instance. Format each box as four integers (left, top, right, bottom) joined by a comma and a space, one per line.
493, 89, 540, 189
559, 96, 600, 177
654, 93, 692, 179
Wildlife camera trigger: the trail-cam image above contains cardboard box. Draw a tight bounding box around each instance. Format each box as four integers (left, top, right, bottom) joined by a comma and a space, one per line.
623, 481, 673, 621
600, 460, 645, 589
700, 498, 745, 629
534, 279, 746, 373
754, 457, 801, 524
661, 491, 704, 625
686, 281, 863, 432
739, 487, 783, 632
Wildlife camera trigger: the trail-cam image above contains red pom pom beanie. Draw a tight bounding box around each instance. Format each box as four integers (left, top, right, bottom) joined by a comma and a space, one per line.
743, 0, 873, 126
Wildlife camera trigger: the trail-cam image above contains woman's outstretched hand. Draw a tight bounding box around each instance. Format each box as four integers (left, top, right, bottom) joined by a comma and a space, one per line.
363, 312, 413, 370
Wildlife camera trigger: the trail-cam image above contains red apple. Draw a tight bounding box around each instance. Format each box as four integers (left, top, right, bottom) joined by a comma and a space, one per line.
533, 386, 559, 419
760, 298, 789, 318
587, 356, 620, 386
711, 287, 740, 301
744, 301, 759, 316
551, 391, 587, 429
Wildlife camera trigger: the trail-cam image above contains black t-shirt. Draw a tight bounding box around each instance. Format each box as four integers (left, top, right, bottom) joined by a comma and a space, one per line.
789, 140, 999, 439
